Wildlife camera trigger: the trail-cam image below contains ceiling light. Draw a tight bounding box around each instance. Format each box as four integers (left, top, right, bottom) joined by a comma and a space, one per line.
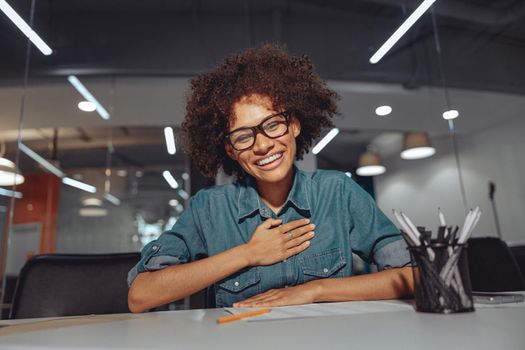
104, 193, 121, 206
178, 189, 189, 200
181, 172, 189, 181
162, 170, 179, 189
79, 207, 108, 217
135, 170, 143, 178
375, 105, 392, 116
169, 199, 179, 207
82, 198, 103, 207
19, 143, 65, 178
0, 157, 24, 186
164, 127, 176, 155
67, 75, 110, 120
369, 0, 436, 64
356, 152, 386, 176
400, 132, 436, 160
0, 0, 53, 55
312, 128, 340, 155
116, 169, 127, 177
442, 109, 459, 120
0, 187, 23, 198
78, 101, 96, 112
63, 177, 96, 193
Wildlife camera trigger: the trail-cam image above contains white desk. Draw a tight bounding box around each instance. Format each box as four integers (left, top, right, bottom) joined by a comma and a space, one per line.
1, 300, 524, 350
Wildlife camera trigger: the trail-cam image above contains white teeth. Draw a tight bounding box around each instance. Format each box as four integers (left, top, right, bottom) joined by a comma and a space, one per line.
257, 153, 283, 166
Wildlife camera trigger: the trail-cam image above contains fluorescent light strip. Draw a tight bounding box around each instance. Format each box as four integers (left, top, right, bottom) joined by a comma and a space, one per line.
0, 0, 52, 55
178, 189, 189, 200
62, 177, 97, 193
67, 75, 110, 120
19, 143, 65, 178
369, 0, 436, 64
104, 193, 121, 206
162, 170, 179, 189
0, 187, 23, 198
312, 128, 340, 155
164, 127, 176, 155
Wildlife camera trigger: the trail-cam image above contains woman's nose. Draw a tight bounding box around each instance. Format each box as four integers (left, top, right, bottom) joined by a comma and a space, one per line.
252, 133, 273, 154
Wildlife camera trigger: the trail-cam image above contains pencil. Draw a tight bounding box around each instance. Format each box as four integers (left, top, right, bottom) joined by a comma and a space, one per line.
216, 308, 271, 324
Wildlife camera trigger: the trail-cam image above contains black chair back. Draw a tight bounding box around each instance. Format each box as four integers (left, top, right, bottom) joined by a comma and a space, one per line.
467, 237, 525, 292
510, 245, 525, 279
10, 253, 140, 319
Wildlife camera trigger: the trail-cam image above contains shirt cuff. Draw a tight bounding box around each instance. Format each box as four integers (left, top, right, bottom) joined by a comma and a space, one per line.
127, 255, 182, 287
373, 239, 412, 271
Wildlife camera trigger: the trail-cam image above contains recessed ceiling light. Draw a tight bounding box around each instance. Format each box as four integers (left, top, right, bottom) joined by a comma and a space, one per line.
169, 199, 179, 207
312, 128, 339, 155
162, 170, 179, 189
369, 0, 437, 64
78, 101, 96, 112
0, 0, 53, 55
117, 170, 127, 177
82, 198, 103, 207
181, 172, 189, 181
79, 207, 108, 217
375, 105, 392, 116
442, 109, 459, 120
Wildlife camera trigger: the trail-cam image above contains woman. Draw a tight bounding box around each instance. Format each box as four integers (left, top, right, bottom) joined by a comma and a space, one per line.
128, 45, 413, 312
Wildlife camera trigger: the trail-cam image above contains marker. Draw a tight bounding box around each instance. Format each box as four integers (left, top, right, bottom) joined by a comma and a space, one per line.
216, 309, 271, 324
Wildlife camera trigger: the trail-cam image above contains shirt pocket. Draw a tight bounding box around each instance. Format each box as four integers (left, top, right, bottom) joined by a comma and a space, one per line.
216, 268, 262, 306
299, 248, 347, 283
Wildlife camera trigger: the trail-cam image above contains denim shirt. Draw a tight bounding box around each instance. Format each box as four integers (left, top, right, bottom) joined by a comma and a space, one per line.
128, 168, 410, 307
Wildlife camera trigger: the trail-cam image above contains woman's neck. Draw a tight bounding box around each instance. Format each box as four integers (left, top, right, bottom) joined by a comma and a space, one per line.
256, 168, 294, 214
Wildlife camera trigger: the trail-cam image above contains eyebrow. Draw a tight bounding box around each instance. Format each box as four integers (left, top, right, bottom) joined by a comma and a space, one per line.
228, 111, 284, 133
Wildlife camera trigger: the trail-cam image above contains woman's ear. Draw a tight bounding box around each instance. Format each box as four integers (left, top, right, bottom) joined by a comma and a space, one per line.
225, 143, 238, 161
290, 115, 301, 138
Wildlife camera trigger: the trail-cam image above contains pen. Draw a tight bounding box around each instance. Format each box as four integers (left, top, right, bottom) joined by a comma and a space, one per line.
217, 308, 271, 324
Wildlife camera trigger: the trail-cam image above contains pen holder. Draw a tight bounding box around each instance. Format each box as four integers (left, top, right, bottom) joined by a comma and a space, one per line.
409, 242, 474, 314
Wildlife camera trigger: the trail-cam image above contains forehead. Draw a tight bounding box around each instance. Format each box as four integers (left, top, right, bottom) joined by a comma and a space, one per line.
229, 94, 276, 130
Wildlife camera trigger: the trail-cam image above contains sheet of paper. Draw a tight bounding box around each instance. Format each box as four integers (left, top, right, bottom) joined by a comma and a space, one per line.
224, 300, 412, 322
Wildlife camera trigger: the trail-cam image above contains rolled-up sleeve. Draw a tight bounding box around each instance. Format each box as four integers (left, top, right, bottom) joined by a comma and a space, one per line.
346, 177, 410, 270
127, 193, 208, 287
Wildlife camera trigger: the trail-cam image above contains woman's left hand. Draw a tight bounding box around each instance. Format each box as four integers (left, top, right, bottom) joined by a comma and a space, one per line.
233, 283, 319, 308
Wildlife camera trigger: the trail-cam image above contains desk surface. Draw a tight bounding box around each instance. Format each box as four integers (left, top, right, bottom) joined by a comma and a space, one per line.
1, 300, 524, 350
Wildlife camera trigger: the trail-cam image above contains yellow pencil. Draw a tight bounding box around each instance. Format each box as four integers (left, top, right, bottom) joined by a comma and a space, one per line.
216, 308, 271, 324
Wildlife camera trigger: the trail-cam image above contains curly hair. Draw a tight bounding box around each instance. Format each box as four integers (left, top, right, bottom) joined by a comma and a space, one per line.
181, 44, 339, 180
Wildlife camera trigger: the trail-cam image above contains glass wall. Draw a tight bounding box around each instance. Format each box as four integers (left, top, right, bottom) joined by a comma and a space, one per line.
1, 0, 524, 317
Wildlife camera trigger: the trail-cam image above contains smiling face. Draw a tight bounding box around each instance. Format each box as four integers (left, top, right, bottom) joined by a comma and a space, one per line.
225, 94, 301, 187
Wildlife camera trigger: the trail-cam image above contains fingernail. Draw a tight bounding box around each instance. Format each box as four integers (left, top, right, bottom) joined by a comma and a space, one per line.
305, 241, 310, 245
311, 224, 316, 228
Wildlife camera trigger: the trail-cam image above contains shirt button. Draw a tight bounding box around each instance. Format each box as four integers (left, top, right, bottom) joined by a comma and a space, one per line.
234, 281, 239, 287
152, 245, 158, 250
283, 259, 287, 262
323, 268, 329, 273
284, 285, 289, 288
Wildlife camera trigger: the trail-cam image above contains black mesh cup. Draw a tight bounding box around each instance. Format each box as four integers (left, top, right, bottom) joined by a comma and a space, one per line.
409, 242, 474, 313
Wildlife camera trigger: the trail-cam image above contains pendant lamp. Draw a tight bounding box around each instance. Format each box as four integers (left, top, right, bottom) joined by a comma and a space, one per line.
400, 132, 436, 160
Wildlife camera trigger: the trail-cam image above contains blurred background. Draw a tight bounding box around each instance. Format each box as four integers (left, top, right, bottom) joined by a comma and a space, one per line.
1, 0, 524, 315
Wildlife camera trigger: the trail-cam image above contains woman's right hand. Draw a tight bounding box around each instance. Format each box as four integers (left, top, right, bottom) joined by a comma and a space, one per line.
244, 218, 315, 266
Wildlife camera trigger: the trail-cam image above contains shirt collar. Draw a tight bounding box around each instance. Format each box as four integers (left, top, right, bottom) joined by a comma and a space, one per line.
236, 167, 311, 222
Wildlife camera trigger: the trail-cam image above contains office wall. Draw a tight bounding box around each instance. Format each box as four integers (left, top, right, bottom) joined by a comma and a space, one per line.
55, 185, 141, 254
375, 113, 525, 244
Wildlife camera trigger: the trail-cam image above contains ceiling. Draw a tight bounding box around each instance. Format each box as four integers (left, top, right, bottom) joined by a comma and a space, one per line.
1, 0, 524, 93
1, 0, 525, 178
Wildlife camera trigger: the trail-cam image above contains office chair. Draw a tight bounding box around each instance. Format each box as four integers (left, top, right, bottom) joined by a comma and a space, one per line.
467, 237, 525, 292
10, 253, 140, 319
510, 245, 525, 279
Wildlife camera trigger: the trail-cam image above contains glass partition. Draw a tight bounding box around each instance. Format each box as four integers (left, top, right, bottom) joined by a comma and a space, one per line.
1, 1, 524, 317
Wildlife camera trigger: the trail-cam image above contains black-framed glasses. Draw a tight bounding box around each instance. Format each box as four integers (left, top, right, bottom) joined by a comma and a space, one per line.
225, 111, 291, 151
